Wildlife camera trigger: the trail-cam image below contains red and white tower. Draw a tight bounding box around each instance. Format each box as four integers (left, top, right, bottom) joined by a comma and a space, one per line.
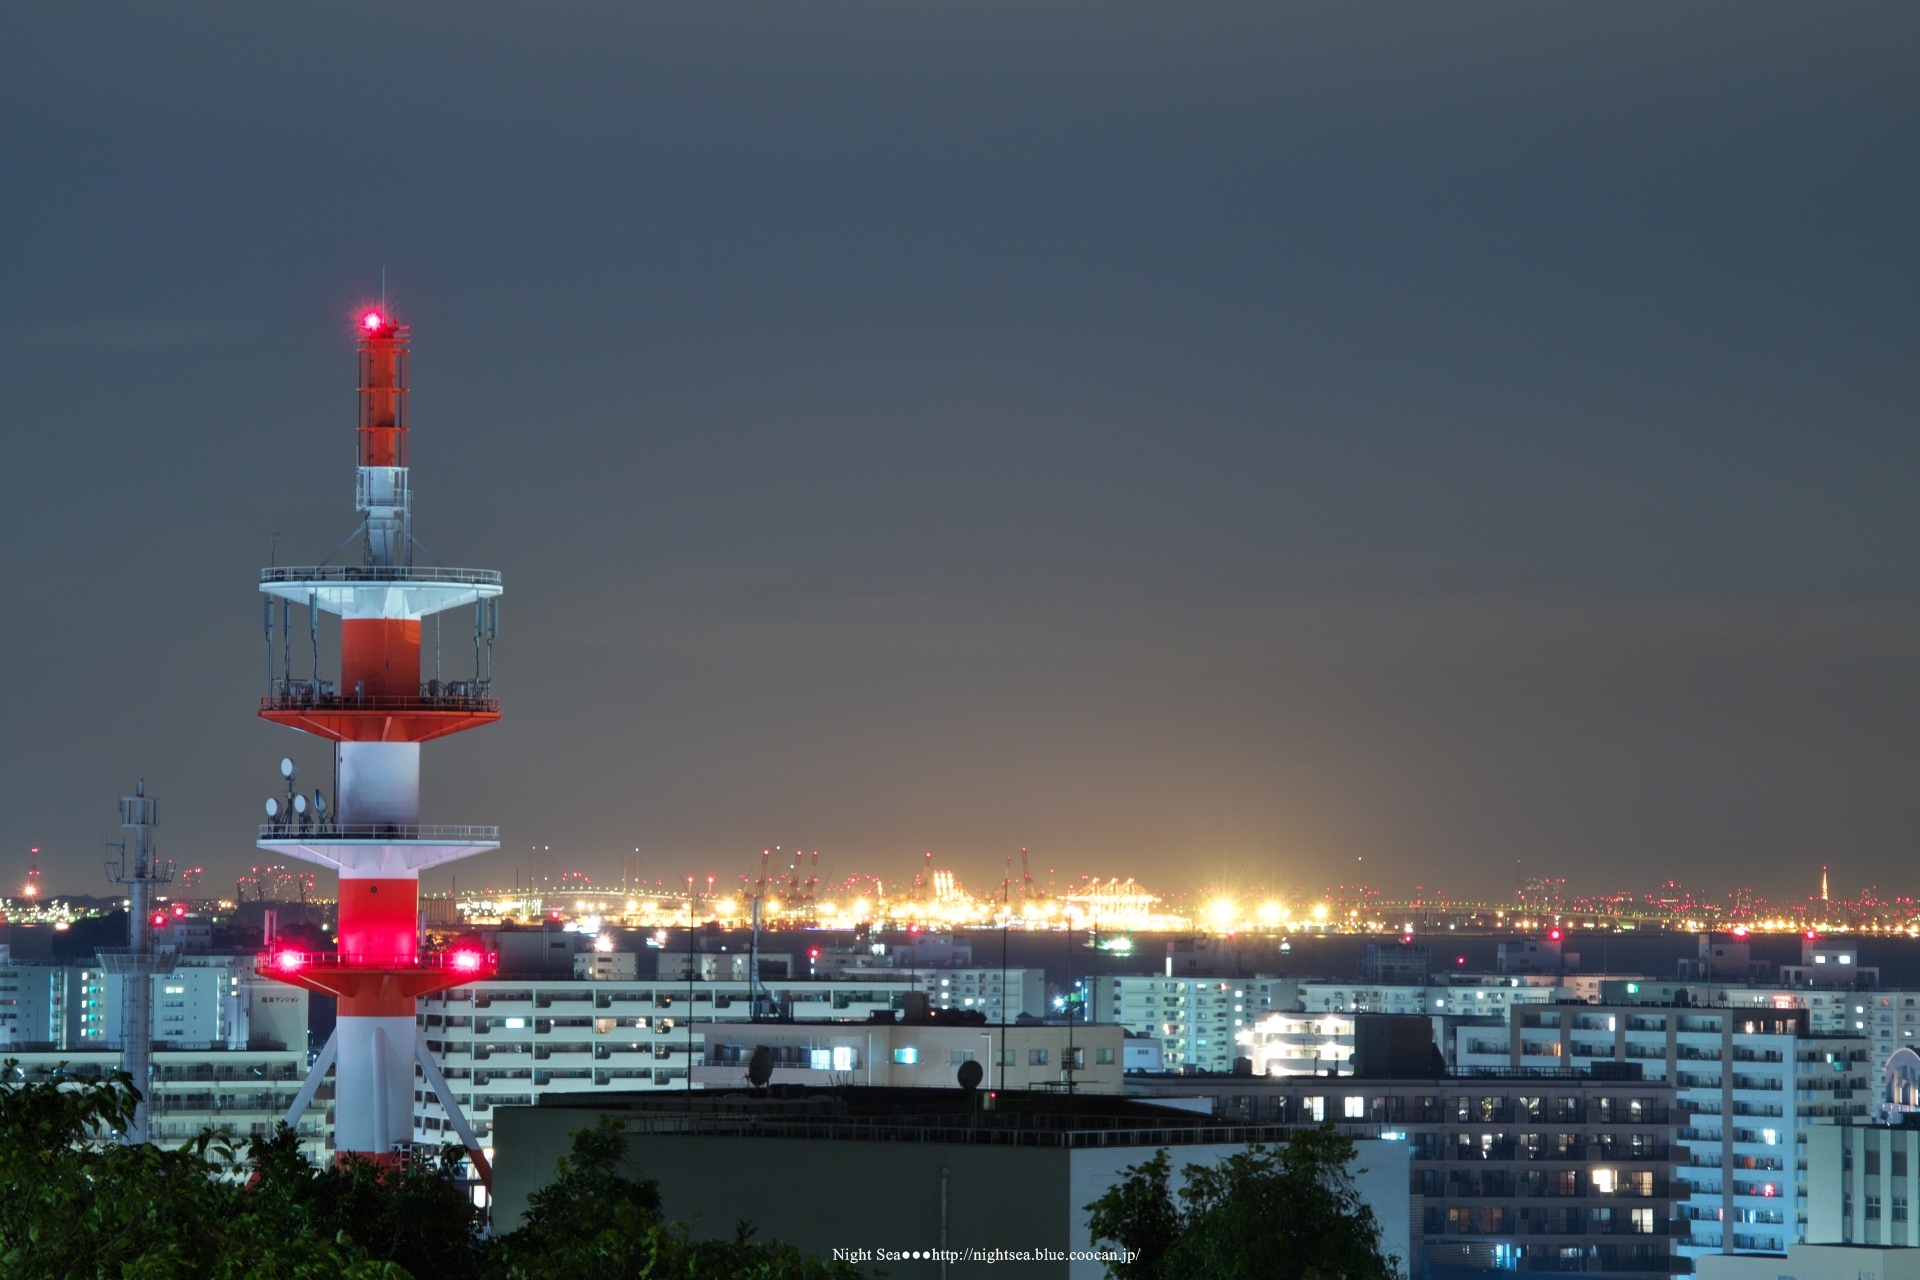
259, 307, 500, 1177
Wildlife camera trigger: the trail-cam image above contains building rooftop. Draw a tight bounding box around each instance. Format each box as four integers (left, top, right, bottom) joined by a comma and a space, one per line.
525, 1085, 1301, 1148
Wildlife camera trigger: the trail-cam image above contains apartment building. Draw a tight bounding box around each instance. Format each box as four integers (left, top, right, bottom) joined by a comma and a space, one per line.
1804, 1123, 1920, 1247
1591, 972, 1920, 1122
1133, 1067, 1682, 1278
1092, 976, 1299, 1072
1454, 1002, 1871, 1264
1237, 1009, 1360, 1075
1297, 976, 1571, 1019
414, 975, 917, 1150
693, 946, 1049, 1022
0, 955, 316, 1157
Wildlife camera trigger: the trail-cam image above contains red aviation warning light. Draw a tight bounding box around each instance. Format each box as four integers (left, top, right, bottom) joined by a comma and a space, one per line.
361, 309, 385, 331
1548, 928, 1563, 942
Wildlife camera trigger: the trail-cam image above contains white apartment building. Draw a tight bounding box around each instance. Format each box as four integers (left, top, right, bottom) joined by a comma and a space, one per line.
1598, 979, 1918, 1119
1805, 1123, 1920, 1247
668, 951, 1044, 1020
920, 967, 1046, 1021
1454, 1003, 1870, 1264
1237, 1010, 1357, 1075
414, 976, 917, 1152
1297, 976, 1569, 1019
1093, 976, 1298, 1072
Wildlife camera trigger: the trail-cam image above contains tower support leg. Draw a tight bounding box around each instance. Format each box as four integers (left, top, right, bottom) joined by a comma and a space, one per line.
415, 1036, 493, 1187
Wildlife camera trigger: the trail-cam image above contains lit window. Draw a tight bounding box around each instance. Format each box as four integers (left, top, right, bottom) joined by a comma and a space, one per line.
892, 1047, 918, 1065
1343, 1096, 1366, 1118
1592, 1169, 1618, 1194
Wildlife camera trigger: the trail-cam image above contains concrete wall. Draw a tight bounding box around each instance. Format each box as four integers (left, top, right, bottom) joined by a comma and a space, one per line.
492, 1109, 1070, 1278
1698, 1243, 1920, 1280
494, 1112, 1408, 1280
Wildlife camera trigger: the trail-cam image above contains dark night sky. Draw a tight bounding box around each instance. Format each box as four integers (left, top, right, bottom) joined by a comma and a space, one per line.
2, 4, 1917, 904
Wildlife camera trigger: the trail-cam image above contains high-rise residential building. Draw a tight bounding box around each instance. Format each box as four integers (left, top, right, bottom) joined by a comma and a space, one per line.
1133, 1066, 1682, 1280
1453, 1001, 1870, 1262
1804, 1123, 1920, 1247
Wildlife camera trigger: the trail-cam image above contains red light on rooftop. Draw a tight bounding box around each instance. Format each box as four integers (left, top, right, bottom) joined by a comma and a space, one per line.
172, 904, 187, 917
274, 950, 304, 973
450, 949, 484, 973
151, 912, 167, 928
1806, 931, 1819, 940
1548, 928, 1563, 941
362, 310, 385, 331
1732, 925, 1749, 937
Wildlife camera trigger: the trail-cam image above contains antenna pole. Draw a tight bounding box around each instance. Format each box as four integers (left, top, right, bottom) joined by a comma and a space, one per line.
104, 781, 173, 1144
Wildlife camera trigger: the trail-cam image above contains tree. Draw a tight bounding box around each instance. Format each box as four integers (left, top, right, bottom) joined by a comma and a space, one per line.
1085, 1126, 1401, 1280
0, 1061, 400, 1279
245, 1126, 489, 1280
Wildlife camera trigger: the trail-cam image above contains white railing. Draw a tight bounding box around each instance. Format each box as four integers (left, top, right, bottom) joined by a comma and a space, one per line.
260, 566, 501, 587
258, 823, 499, 843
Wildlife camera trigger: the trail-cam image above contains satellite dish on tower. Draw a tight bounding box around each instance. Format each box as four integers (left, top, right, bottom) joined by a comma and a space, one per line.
313, 791, 327, 814
292, 794, 308, 816
280, 758, 295, 780
265, 798, 279, 818
748, 1045, 774, 1089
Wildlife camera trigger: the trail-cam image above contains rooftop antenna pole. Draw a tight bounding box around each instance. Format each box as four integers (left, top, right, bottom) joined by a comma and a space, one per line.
750, 894, 762, 1021
687, 886, 696, 1096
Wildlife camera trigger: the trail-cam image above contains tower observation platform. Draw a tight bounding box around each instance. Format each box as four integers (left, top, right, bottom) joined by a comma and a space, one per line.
255, 307, 501, 1182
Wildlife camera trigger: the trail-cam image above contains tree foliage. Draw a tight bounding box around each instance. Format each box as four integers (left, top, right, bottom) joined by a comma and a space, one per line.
0, 1063, 854, 1280
0, 1064, 400, 1279
1085, 1126, 1401, 1280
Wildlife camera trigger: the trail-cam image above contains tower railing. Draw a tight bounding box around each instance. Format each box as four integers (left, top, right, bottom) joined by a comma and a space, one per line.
261, 565, 501, 587
263, 682, 497, 713
258, 823, 500, 842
